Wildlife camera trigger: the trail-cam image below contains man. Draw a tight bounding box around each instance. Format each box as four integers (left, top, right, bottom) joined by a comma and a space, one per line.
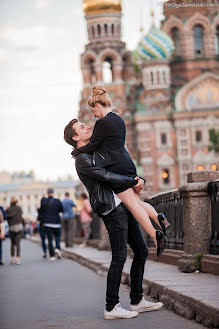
64, 119, 163, 319
61, 192, 77, 247
40, 188, 63, 261
0, 207, 6, 265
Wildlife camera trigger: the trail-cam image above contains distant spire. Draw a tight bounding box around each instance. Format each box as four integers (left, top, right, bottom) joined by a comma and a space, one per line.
139, 9, 144, 35
151, 10, 155, 27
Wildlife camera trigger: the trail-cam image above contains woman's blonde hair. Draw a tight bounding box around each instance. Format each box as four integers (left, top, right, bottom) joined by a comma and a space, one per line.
88, 84, 112, 108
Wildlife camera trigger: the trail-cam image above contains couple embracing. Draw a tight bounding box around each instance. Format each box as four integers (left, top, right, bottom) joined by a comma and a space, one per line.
64, 84, 169, 320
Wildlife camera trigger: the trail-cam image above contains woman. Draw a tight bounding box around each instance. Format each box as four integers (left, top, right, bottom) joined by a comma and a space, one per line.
72, 84, 170, 256
5, 197, 24, 264
79, 193, 93, 247
0, 208, 5, 265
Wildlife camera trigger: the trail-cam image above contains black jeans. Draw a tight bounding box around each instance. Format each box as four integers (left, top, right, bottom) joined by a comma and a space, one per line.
102, 204, 148, 311
44, 227, 61, 257
9, 231, 23, 257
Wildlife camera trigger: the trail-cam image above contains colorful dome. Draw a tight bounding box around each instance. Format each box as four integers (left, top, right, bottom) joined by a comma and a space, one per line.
135, 25, 174, 61
82, 0, 122, 15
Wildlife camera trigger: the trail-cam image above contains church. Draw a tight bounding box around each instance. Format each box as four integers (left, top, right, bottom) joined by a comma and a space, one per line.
78, 0, 219, 197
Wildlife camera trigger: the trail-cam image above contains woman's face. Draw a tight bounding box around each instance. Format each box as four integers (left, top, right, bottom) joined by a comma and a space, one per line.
89, 104, 102, 118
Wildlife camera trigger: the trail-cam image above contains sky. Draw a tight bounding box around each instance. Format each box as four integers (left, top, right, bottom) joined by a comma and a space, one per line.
0, 0, 165, 181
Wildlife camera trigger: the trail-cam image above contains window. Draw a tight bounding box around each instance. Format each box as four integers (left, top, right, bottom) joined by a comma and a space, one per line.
194, 25, 204, 57
161, 133, 167, 145
104, 24, 108, 36
150, 71, 154, 84
215, 25, 219, 55
211, 164, 218, 171
162, 169, 169, 184
97, 24, 101, 36
102, 57, 113, 83
195, 130, 202, 142
111, 24, 114, 35
171, 27, 181, 56
91, 25, 95, 38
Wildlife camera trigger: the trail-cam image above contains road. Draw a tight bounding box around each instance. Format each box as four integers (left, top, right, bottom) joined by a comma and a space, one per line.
0, 238, 205, 329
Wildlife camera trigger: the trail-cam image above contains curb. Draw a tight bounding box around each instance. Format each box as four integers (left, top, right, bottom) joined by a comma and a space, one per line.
30, 238, 219, 328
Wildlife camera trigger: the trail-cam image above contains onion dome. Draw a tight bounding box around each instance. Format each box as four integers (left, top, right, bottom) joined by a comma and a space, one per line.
135, 24, 174, 61
82, 0, 122, 15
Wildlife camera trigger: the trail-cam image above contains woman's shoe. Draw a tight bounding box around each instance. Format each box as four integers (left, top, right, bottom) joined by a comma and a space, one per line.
156, 230, 167, 256
157, 213, 171, 235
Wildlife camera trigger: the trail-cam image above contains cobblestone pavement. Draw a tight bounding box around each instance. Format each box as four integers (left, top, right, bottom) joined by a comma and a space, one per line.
0, 239, 206, 329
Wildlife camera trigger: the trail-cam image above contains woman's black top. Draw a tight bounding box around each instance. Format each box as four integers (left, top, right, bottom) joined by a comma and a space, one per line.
72, 112, 137, 178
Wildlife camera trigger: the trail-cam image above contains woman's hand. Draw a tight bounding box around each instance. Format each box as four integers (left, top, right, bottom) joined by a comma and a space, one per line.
133, 177, 144, 195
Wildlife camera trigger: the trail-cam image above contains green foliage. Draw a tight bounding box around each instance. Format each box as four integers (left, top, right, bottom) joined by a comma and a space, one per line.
196, 253, 203, 271
208, 129, 219, 153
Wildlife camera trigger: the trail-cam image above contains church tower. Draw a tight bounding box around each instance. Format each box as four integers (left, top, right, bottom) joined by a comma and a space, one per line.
79, 0, 137, 160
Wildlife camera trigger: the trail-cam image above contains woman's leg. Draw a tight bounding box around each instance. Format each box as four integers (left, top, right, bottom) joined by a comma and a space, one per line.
15, 231, 22, 259
9, 231, 15, 262
137, 200, 161, 228
117, 189, 157, 247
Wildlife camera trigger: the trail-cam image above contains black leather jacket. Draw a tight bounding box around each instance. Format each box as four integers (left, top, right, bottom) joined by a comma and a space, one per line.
75, 153, 137, 215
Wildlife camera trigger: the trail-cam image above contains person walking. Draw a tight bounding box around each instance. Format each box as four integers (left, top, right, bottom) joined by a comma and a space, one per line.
37, 199, 47, 258
79, 193, 92, 247
61, 192, 77, 248
40, 188, 63, 261
0, 208, 5, 265
5, 197, 24, 265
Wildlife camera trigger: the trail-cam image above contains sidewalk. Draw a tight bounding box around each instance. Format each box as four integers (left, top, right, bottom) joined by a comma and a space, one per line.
30, 236, 219, 328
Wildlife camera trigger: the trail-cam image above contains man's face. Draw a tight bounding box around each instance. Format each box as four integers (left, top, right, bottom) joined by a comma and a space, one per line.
72, 121, 92, 144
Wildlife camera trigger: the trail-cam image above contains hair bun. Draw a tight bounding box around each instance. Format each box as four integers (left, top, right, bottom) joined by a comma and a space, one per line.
92, 84, 107, 96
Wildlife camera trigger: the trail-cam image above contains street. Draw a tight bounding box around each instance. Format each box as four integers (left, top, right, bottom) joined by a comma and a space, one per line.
0, 238, 205, 329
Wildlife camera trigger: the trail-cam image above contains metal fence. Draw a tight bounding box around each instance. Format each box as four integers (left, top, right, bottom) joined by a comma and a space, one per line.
146, 189, 184, 250
208, 180, 219, 255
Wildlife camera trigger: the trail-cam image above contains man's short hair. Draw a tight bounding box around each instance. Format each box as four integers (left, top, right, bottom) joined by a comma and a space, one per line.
47, 187, 54, 194
64, 119, 78, 148
65, 192, 70, 197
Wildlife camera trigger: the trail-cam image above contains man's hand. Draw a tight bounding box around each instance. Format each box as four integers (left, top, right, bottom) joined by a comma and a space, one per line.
133, 177, 144, 195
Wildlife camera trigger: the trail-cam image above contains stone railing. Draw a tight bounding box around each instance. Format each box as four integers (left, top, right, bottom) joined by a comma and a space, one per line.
146, 190, 184, 250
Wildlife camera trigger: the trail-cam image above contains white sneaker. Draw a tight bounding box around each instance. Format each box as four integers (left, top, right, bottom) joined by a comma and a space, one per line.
55, 248, 62, 259
130, 297, 163, 313
49, 257, 56, 262
104, 303, 138, 320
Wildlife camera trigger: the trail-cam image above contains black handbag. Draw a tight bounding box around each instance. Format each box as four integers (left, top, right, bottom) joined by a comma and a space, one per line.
90, 181, 115, 215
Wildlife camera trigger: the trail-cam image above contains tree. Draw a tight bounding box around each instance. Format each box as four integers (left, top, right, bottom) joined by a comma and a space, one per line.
208, 129, 219, 153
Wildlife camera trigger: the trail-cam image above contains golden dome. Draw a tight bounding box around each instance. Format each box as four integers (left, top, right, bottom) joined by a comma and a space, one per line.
82, 0, 122, 15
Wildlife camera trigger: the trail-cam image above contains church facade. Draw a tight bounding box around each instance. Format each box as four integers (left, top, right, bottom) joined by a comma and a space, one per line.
78, 0, 219, 197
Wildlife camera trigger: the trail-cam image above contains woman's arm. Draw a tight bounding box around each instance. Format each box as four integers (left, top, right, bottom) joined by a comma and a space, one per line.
72, 120, 106, 156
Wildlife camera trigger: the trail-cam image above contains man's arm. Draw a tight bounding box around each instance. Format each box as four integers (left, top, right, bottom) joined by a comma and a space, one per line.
76, 154, 138, 189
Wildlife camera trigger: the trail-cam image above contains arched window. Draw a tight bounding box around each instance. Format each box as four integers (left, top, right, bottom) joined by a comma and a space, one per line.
171, 27, 181, 56
91, 26, 95, 38
102, 57, 113, 83
104, 24, 108, 36
150, 71, 154, 84
163, 71, 166, 83
97, 24, 101, 36
215, 25, 219, 55
194, 24, 204, 57
88, 58, 96, 83
111, 24, 114, 35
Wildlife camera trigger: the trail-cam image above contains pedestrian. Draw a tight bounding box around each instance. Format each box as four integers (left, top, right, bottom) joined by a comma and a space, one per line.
64, 119, 163, 319
79, 193, 92, 247
37, 198, 47, 258
72, 84, 169, 255
0, 208, 5, 265
61, 192, 77, 248
40, 188, 63, 261
5, 197, 24, 265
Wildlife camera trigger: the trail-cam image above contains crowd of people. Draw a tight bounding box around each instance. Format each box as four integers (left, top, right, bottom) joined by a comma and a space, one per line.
0, 189, 93, 264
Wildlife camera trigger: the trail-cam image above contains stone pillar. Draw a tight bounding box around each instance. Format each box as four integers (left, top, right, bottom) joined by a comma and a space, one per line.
178, 170, 219, 272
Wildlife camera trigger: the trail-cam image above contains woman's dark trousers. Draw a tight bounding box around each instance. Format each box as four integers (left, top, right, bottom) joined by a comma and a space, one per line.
102, 204, 148, 311
9, 231, 22, 257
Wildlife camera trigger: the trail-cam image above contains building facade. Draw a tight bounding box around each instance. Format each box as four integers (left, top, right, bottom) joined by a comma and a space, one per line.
79, 0, 219, 197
